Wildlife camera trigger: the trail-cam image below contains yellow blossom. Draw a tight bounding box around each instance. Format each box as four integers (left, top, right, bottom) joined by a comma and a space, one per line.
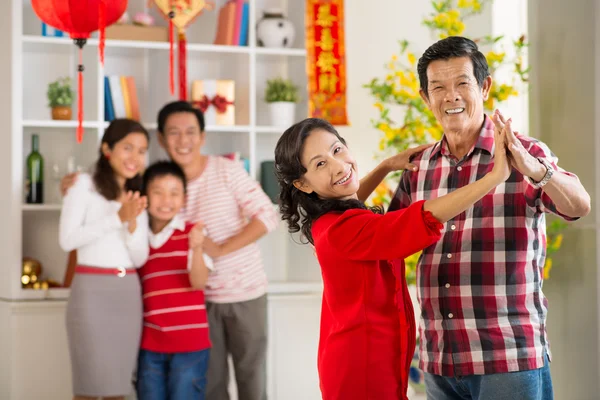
448, 9, 460, 19
554, 234, 563, 249
407, 52, 416, 66
484, 97, 494, 111
375, 182, 389, 196
374, 102, 384, 112
486, 51, 506, 65
458, 0, 482, 11
544, 258, 553, 279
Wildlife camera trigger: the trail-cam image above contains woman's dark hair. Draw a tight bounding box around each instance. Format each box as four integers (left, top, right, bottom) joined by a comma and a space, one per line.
142, 160, 187, 196
157, 100, 205, 134
93, 119, 149, 200
417, 36, 490, 97
274, 118, 382, 245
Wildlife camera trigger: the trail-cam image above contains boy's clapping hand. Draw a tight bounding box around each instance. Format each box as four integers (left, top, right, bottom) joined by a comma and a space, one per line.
189, 222, 205, 250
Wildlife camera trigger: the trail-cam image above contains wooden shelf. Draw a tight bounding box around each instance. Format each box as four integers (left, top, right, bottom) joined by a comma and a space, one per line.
256, 126, 286, 134
22, 204, 62, 211
255, 47, 307, 56
22, 35, 306, 57
140, 122, 252, 132
13, 281, 321, 301
22, 120, 99, 129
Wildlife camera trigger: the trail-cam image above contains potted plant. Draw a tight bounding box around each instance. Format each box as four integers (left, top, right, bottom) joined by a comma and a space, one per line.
265, 77, 299, 127
47, 77, 74, 120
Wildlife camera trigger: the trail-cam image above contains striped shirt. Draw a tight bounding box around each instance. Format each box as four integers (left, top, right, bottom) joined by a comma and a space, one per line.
139, 222, 211, 353
181, 155, 279, 303
389, 115, 579, 376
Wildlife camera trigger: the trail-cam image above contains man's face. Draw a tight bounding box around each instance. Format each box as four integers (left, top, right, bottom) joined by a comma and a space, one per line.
420, 56, 492, 135
158, 112, 205, 168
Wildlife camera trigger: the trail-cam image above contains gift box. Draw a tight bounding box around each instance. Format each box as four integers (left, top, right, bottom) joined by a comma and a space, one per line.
191, 80, 235, 126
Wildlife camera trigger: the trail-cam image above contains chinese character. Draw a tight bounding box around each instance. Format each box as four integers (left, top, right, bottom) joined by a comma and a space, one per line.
316, 4, 337, 28
317, 51, 339, 73
319, 73, 339, 93
316, 28, 335, 52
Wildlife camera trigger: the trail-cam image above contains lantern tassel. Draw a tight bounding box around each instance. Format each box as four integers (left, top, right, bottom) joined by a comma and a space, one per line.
169, 16, 175, 96
178, 31, 187, 101
77, 47, 84, 143
99, 0, 106, 65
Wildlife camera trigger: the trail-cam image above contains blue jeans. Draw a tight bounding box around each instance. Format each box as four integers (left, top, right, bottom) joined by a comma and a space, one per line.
424, 354, 553, 400
136, 349, 210, 400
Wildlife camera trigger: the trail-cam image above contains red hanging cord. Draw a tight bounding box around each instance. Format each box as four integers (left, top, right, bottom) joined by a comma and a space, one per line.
76, 43, 85, 143
169, 4, 175, 96
178, 31, 187, 100
98, 0, 106, 65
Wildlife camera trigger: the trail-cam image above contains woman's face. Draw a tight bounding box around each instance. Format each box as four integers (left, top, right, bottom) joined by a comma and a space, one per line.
103, 132, 148, 182
294, 129, 359, 201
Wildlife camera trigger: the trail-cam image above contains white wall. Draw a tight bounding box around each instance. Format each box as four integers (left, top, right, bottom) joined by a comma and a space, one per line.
529, 0, 600, 398
339, 0, 434, 175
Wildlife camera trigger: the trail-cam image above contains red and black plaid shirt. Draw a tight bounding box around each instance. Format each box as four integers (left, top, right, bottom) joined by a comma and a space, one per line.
389, 115, 579, 377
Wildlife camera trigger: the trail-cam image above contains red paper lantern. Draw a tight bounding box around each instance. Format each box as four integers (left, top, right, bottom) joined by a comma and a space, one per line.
31, 0, 128, 142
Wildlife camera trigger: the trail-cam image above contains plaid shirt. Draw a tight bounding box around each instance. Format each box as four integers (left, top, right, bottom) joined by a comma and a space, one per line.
389, 115, 579, 377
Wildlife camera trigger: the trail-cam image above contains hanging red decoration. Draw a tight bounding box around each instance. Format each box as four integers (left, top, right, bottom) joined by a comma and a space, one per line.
151, 0, 213, 100
31, 0, 127, 142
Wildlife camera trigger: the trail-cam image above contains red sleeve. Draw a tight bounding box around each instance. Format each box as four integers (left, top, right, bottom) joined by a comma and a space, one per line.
314, 200, 443, 262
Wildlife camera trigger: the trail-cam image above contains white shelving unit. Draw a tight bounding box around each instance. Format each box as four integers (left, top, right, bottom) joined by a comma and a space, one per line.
1, 2, 324, 399
7, 0, 322, 301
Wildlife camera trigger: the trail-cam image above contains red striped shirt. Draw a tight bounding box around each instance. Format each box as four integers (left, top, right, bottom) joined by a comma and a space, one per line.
181, 156, 279, 303
138, 223, 211, 353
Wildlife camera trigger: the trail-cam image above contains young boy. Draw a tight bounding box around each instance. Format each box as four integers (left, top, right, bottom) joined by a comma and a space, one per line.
136, 160, 213, 400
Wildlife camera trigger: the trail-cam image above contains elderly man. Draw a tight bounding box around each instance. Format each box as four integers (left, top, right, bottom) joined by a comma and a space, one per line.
388, 36, 590, 399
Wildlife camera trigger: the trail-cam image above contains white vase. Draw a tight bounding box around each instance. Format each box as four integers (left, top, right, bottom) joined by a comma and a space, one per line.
256, 8, 295, 48
268, 102, 296, 128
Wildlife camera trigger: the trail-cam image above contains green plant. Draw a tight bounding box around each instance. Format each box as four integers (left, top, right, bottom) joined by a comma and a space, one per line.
363, 0, 565, 281
265, 78, 299, 103
47, 77, 74, 108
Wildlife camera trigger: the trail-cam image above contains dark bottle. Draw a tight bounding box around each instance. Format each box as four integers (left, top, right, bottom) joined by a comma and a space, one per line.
26, 134, 44, 204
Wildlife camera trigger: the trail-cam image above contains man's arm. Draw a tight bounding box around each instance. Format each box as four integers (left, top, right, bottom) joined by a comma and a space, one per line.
527, 163, 590, 218
203, 218, 268, 258
202, 159, 278, 258
492, 111, 591, 218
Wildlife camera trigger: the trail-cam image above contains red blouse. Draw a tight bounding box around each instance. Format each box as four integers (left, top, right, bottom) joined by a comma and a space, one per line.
312, 200, 442, 399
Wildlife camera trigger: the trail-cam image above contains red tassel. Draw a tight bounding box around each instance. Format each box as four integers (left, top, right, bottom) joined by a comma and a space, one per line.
99, 0, 106, 65
178, 32, 187, 101
77, 49, 84, 143
169, 18, 175, 96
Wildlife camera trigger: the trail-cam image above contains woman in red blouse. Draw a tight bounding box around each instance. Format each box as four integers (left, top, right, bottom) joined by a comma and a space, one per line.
274, 118, 511, 399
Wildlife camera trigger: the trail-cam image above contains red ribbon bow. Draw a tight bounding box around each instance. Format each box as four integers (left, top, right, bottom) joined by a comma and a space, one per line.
193, 95, 233, 114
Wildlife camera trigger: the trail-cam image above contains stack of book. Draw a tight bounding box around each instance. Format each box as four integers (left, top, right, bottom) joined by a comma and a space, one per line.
104, 75, 141, 122
214, 0, 249, 46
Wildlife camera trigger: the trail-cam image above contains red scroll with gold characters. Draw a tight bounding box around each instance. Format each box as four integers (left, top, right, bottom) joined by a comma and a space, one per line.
306, 0, 348, 125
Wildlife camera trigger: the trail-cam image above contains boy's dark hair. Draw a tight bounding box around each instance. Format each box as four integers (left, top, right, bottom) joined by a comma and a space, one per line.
142, 161, 187, 195
417, 36, 490, 98
157, 101, 205, 134
94, 119, 149, 200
